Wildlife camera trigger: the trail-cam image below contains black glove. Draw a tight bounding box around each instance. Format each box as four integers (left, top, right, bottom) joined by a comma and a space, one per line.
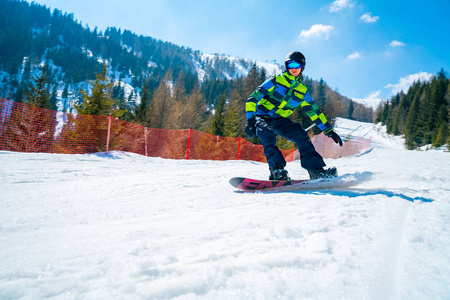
245, 117, 256, 138
326, 130, 343, 147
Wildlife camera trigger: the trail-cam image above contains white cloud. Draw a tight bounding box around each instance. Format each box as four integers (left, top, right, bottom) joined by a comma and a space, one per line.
329, 0, 354, 12
360, 13, 379, 23
390, 40, 406, 47
347, 51, 361, 60
299, 24, 334, 41
385, 72, 434, 96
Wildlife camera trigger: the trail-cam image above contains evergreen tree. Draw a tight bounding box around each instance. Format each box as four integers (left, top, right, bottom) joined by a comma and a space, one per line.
50, 84, 58, 111
23, 65, 52, 109
76, 64, 123, 117
5, 66, 56, 152
223, 99, 242, 137
404, 92, 422, 149
121, 91, 136, 121
430, 70, 448, 146
376, 69, 449, 149
378, 100, 390, 124
61, 84, 69, 112
210, 94, 226, 136
316, 78, 327, 108
348, 100, 354, 120
59, 65, 124, 153
433, 123, 447, 148
135, 81, 151, 126
4, 101, 56, 152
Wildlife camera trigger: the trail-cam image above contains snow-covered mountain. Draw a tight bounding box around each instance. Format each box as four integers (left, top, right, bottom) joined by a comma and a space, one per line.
351, 97, 386, 110
184, 53, 281, 82
1, 118, 449, 299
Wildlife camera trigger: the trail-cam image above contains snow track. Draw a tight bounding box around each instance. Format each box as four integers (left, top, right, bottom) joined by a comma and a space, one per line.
1, 118, 449, 299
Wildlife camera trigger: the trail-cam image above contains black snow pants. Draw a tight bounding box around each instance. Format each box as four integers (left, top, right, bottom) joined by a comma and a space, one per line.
255, 116, 326, 171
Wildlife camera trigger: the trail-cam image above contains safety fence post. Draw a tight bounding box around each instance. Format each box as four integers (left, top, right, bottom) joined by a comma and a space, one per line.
186, 128, 192, 160
105, 114, 112, 154
291, 145, 295, 161
237, 137, 241, 160
144, 127, 148, 156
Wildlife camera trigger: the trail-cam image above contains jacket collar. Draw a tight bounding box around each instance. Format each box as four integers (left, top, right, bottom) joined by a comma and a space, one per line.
282, 71, 303, 85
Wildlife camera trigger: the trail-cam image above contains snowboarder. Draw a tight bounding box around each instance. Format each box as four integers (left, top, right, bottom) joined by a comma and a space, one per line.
245, 51, 343, 180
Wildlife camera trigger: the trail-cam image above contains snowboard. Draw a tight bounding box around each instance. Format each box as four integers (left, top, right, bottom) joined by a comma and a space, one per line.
229, 177, 310, 191
230, 172, 371, 191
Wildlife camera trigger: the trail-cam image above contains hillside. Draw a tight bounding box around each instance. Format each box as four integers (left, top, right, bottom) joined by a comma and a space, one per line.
0, 0, 374, 126
0, 0, 280, 99
1, 118, 449, 299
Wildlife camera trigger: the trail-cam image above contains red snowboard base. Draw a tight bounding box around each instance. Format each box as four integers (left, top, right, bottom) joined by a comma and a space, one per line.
229, 177, 309, 191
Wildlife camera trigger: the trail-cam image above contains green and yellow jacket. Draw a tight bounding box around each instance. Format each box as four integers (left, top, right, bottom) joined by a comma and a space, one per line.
246, 71, 333, 133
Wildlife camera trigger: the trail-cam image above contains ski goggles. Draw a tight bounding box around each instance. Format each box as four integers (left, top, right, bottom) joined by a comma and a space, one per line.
286, 60, 302, 69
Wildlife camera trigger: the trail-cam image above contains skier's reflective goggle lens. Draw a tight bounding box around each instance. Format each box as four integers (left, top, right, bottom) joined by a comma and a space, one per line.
286, 61, 302, 69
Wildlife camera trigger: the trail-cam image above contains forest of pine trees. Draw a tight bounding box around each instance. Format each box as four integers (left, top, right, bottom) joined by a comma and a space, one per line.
65, 63, 373, 150
1, 0, 375, 149
0, 0, 252, 101
375, 69, 449, 150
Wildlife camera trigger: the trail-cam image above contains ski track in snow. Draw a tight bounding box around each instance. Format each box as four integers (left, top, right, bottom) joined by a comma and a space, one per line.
0, 118, 449, 300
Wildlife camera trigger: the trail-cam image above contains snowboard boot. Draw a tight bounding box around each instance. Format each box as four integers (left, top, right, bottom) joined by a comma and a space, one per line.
308, 167, 338, 180
269, 167, 291, 181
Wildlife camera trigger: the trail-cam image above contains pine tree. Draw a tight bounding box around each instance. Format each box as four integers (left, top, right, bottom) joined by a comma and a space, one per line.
378, 101, 390, 124
433, 123, 447, 148
404, 92, 422, 149
430, 70, 449, 147
135, 81, 151, 126
348, 100, 354, 120
223, 99, 242, 137
76, 64, 123, 117
5, 66, 56, 152
23, 65, 52, 109
50, 84, 58, 111
316, 78, 327, 108
210, 94, 226, 136
386, 94, 400, 134
58, 65, 125, 153
376, 69, 449, 149
61, 84, 69, 112
4, 101, 55, 152
417, 72, 448, 144
121, 91, 135, 121
392, 94, 404, 135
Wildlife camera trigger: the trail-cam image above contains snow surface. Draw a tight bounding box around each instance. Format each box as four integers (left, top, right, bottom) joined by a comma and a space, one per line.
1, 118, 449, 300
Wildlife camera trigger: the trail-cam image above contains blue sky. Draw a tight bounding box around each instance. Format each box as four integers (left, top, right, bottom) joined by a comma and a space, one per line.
26, 0, 450, 101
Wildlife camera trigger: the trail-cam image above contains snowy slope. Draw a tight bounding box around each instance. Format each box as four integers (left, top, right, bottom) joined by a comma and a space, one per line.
1, 118, 449, 300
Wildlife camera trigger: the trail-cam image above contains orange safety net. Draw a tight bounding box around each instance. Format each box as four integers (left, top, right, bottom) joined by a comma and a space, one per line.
311, 133, 372, 159
0, 98, 370, 162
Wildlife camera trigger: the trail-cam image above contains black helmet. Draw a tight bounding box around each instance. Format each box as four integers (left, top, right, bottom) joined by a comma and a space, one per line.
285, 51, 306, 71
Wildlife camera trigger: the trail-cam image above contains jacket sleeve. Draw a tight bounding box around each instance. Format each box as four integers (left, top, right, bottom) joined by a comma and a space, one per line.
245, 76, 276, 120
301, 91, 333, 133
